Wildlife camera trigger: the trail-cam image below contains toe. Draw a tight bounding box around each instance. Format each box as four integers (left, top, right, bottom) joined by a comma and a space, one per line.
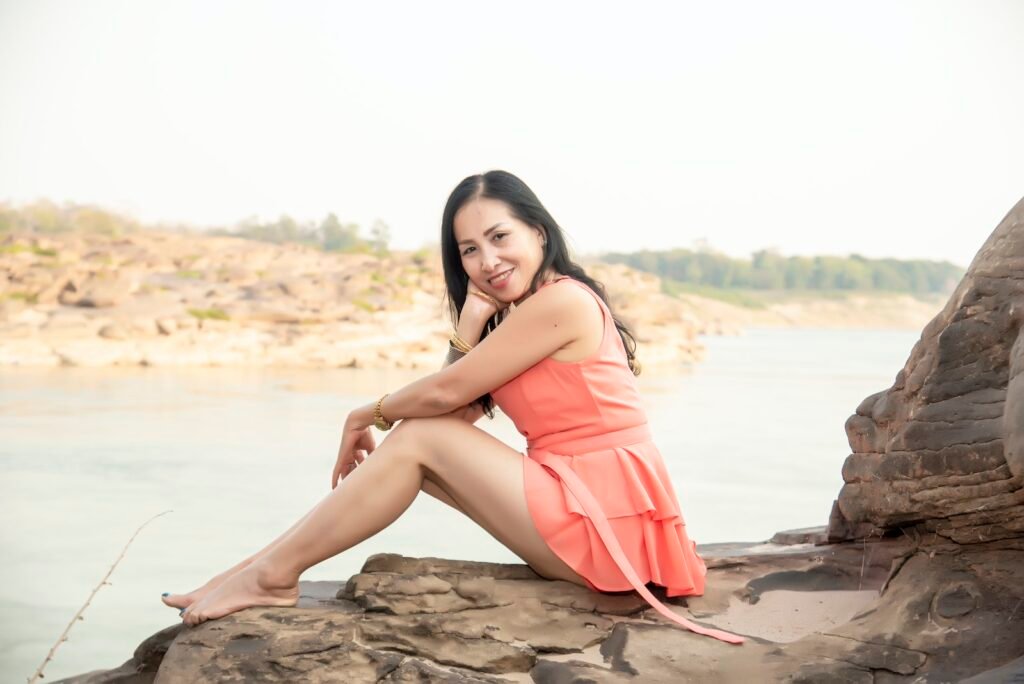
162, 594, 184, 608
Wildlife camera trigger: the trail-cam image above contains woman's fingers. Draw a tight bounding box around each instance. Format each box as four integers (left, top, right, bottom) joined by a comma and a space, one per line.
334, 427, 378, 488
358, 429, 377, 454
333, 433, 353, 488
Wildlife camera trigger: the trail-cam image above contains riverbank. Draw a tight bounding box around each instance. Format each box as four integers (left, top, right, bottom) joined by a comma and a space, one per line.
1, 229, 942, 370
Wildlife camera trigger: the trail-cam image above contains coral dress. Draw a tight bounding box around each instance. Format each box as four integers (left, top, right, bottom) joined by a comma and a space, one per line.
490, 276, 744, 645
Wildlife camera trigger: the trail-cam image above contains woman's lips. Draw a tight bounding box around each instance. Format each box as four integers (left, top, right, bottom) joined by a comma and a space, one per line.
489, 268, 514, 289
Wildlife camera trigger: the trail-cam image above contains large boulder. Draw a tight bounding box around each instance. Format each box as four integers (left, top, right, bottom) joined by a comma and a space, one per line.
829, 196, 1024, 544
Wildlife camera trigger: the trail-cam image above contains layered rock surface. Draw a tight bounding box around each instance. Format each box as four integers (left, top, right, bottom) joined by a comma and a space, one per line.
829, 196, 1024, 544
55, 532, 1023, 683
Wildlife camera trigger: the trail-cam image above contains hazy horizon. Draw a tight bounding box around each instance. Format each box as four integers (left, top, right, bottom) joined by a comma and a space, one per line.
2, 1, 1022, 269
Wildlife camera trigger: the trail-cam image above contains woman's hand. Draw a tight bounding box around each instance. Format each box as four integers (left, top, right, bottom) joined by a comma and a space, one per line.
462, 282, 506, 322
332, 403, 377, 489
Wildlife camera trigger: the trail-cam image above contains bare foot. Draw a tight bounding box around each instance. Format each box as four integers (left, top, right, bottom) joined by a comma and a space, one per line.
181, 561, 299, 627
161, 559, 254, 609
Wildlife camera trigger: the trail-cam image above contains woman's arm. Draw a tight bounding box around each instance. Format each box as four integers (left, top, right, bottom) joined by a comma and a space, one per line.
440, 313, 489, 424
432, 280, 590, 409
349, 308, 493, 428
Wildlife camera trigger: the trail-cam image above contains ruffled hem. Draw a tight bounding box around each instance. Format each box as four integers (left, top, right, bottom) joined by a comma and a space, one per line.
523, 442, 707, 597
545, 442, 686, 521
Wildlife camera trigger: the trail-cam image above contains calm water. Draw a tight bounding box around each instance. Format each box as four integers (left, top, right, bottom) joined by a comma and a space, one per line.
0, 327, 919, 681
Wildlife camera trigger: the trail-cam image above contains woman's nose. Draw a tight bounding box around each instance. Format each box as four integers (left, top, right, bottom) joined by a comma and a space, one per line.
481, 251, 501, 272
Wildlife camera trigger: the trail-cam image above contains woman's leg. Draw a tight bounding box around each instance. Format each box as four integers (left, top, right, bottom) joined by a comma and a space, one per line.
163, 478, 471, 609
161, 496, 329, 609
181, 415, 591, 626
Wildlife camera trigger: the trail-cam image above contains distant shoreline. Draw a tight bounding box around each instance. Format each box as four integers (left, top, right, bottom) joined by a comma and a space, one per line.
0, 230, 944, 370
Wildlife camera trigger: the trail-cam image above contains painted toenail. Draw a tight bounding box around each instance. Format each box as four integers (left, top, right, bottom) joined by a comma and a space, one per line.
162, 592, 169, 597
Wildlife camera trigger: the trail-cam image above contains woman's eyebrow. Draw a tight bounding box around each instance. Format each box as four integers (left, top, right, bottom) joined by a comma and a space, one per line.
457, 222, 508, 245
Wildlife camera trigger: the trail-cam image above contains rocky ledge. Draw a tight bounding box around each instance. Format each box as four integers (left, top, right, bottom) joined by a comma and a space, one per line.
56, 529, 1023, 683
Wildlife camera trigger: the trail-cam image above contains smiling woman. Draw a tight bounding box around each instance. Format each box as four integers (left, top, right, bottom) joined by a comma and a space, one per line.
166, 170, 745, 645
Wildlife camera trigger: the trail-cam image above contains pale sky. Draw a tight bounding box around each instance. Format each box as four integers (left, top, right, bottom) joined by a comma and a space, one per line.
2, 1, 1022, 267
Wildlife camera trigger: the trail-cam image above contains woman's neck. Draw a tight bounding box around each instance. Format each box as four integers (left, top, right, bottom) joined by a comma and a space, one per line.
513, 269, 561, 306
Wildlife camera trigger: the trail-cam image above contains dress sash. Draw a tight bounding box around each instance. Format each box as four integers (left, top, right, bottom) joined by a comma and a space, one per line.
528, 424, 746, 645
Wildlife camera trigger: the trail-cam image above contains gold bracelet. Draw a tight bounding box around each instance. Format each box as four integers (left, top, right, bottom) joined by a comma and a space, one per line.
468, 290, 499, 308
373, 393, 394, 431
450, 332, 474, 353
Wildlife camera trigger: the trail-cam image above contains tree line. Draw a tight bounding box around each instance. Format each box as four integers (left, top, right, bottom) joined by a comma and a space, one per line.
600, 248, 963, 294
2, 201, 963, 293
0, 201, 391, 255
208, 214, 391, 255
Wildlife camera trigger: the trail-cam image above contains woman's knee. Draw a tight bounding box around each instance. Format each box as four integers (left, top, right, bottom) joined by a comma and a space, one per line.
383, 415, 461, 454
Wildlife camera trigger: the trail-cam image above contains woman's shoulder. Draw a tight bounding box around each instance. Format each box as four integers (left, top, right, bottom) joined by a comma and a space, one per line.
532, 275, 601, 309
522, 276, 607, 350
544, 276, 607, 310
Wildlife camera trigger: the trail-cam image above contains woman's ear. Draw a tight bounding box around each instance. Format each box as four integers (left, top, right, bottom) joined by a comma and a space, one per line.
533, 225, 547, 247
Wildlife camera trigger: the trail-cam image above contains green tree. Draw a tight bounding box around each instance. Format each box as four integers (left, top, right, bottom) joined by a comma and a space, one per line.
319, 213, 360, 252
369, 219, 391, 256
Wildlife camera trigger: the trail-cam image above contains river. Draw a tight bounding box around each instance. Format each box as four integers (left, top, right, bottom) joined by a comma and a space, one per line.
0, 327, 920, 681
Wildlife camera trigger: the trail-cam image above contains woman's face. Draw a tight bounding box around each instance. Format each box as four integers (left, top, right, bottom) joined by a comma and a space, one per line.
453, 196, 548, 305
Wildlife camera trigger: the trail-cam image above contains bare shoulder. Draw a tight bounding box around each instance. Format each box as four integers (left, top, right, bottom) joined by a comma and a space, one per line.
515, 278, 603, 344
518, 278, 598, 319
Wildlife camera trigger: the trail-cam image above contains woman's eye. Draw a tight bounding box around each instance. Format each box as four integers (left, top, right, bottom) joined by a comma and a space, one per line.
462, 233, 505, 256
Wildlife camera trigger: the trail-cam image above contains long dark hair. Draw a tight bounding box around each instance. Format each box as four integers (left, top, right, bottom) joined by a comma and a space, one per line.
440, 170, 641, 419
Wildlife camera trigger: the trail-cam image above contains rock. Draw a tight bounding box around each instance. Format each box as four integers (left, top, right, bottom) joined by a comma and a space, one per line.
9, 306, 47, 326
57, 535, 1024, 683
0, 338, 60, 365
2, 225, 928, 369
53, 339, 141, 366
155, 318, 177, 335
828, 196, 1024, 544
769, 526, 829, 545
98, 323, 128, 340
73, 274, 139, 308
53, 625, 179, 683
35, 268, 79, 304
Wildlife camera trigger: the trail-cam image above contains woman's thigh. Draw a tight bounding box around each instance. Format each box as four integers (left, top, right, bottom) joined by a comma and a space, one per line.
384, 416, 591, 588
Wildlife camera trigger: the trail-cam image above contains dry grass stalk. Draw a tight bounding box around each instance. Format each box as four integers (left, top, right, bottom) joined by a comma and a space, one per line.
28, 510, 172, 683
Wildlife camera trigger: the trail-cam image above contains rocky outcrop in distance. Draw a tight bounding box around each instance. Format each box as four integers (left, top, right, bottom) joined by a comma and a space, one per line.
0, 230, 707, 370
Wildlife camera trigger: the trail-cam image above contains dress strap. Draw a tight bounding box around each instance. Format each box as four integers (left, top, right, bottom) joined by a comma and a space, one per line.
531, 451, 746, 645
538, 274, 573, 289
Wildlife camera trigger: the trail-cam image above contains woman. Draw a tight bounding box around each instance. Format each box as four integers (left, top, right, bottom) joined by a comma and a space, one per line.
163, 170, 744, 645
